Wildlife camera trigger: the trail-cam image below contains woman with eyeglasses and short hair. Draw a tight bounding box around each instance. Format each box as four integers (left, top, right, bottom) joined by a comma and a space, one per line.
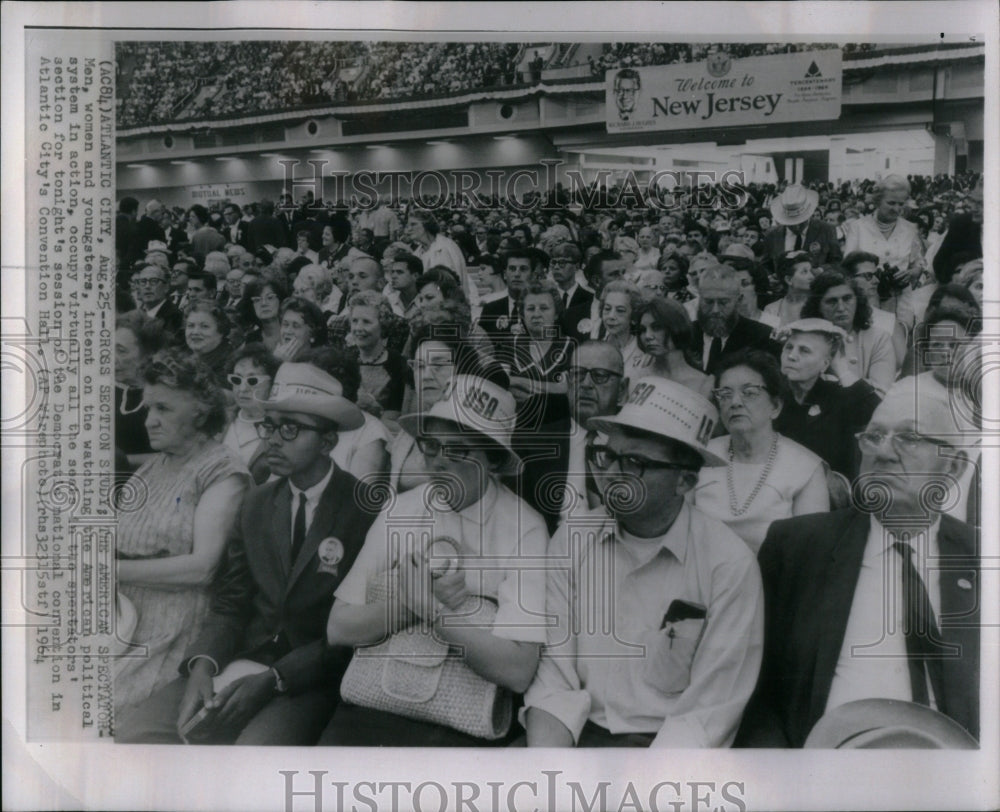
323, 375, 548, 746
115, 349, 251, 714
690, 350, 829, 554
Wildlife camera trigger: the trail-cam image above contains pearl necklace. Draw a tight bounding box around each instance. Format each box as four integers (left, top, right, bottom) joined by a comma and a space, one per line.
727, 435, 779, 517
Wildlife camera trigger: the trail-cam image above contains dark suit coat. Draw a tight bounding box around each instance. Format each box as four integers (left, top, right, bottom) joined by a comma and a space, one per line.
932, 213, 982, 280
690, 315, 779, 376
736, 509, 980, 747
149, 297, 185, 341
763, 220, 842, 273
127, 215, 166, 268
559, 301, 599, 346
223, 220, 251, 250
477, 295, 521, 346
248, 215, 289, 253
562, 284, 594, 312
512, 417, 573, 535
184, 466, 383, 694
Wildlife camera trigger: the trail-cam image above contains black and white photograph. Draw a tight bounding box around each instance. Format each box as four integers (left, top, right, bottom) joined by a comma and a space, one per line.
2, 2, 997, 810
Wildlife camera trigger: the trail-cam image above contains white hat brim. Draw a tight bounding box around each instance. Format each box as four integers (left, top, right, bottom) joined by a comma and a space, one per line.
587, 413, 727, 467
398, 411, 522, 476
255, 393, 365, 431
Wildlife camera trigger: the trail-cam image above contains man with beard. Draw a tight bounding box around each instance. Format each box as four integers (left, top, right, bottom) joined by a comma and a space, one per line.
116, 356, 384, 745
515, 341, 626, 534
523, 376, 763, 747
691, 264, 777, 376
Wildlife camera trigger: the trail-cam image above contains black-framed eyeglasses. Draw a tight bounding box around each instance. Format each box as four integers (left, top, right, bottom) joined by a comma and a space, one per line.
855, 430, 951, 457
228, 374, 271, 388
550, 258, 577, 267
565, 367, 622, 386
586, 445, 694, 477
135, 277, 167, 286
257, 418, 323, 442
415, 436, 476, 461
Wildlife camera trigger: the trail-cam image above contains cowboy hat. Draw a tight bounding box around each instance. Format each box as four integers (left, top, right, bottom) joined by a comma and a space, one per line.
256, 362, 364, 430
771, 184, 820, 226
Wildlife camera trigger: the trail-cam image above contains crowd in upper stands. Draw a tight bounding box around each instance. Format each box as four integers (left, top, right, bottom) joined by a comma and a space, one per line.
117, 41, 886, 127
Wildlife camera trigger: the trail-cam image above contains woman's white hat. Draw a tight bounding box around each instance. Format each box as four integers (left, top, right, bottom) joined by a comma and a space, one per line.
776, 318, 848, 344
398, 374, 522, 475
770, 184, 820, 226
255, 362, 365, 430
587, 375, 726, 467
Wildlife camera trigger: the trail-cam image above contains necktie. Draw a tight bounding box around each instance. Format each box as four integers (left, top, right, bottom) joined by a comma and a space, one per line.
563, 291, 570, 310
707, 336, 724, 373
583, 429, 601, 509
793, 228, 803, 251
892, 541, 945, 708
291, 492, 307, 563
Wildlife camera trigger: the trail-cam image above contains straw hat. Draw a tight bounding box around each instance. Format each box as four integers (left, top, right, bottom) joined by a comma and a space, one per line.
255, 363, 364, 430
587, 376, 726, 466
771, 184, 820, 226
805, 699, 978, 749
398, 374, 522, 475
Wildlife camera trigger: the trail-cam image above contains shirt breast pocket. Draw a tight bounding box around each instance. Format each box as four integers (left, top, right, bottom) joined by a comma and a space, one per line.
643, 618, 706, 695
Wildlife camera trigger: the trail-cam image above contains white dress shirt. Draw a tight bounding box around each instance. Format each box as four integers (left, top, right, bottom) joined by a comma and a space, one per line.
825, 516, 942, 713
287, 462, 336, 543
523, 503, 763, 747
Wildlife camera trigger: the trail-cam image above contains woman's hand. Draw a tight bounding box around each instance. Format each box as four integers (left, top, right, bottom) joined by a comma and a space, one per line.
273, 335, 305, 362
398, 554, 441, 622
508, 375, 536, 403
828, 345, 859, 387
355, 390, 383, 418
177, 660, 215, 736
207, 671, 276, 732
431, 569, 469, 611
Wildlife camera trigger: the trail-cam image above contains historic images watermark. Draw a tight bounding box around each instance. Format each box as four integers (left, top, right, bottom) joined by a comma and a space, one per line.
276, 158, 752, 213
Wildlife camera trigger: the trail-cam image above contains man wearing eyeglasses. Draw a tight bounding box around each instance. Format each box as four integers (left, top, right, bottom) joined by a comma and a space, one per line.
117, 358, 384, 745
548, 243, 593, 313
515, 341, 625, 535
132, 264, 184, 338
737, 377, 978, 747
523, 376, 764, 748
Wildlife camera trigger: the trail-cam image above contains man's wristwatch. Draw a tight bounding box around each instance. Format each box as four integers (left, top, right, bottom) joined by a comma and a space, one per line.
270, 666, 288, 694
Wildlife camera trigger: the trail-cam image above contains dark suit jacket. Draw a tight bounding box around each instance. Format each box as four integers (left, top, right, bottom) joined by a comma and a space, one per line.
562, 285, 594, 312
690, 315, 778, 376
224, 220, 251, 249
477, 295, 520, 346
184, 466, 383, 694
559, 301, 600, 346
248, 215, 289, 253
127, 215, 166, 268
763, 220, 842, 273
149, 297, 185, 341
736, 509, 980, 747
932, 213, 982, 280
513, 417, 573, 535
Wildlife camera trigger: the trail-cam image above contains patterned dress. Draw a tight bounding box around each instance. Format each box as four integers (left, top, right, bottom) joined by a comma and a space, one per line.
115, 441, 250, 711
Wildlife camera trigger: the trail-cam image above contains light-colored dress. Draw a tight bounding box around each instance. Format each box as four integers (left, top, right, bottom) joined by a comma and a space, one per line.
115, 442, 250, 711
690, 434, 826, 555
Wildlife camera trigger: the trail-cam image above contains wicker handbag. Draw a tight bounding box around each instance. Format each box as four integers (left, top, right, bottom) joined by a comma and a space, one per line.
339, 568, 513, 740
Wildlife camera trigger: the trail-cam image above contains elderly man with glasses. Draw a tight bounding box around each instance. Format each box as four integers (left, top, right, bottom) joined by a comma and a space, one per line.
737, 376, 979, 748
132, 264, 184, 338
523, 376, 763, 748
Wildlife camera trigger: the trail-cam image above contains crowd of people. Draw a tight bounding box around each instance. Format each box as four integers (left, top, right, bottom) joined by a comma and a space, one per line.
118, 41, 886, 127
112, 168, 985, 749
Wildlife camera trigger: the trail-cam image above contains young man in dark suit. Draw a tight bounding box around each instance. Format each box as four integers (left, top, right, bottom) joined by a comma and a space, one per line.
559, 250, 627, 344
737, 377, 979, 747
477, 247, 537, 346
116, 356, 384, 745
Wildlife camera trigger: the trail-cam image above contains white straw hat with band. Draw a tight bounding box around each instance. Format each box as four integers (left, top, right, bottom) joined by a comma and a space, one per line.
255, 362, 365, 430
587, 375, 726, 467
398, 374, 522, 475
770, 184, 820, 226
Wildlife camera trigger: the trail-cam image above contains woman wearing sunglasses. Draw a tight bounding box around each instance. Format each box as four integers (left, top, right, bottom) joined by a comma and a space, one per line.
221, 343, 280, 484
690, 350, 829, 554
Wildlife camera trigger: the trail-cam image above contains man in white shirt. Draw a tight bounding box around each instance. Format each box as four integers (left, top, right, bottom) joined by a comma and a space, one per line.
738, 376, 979, 747
524, 377, 764, 747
